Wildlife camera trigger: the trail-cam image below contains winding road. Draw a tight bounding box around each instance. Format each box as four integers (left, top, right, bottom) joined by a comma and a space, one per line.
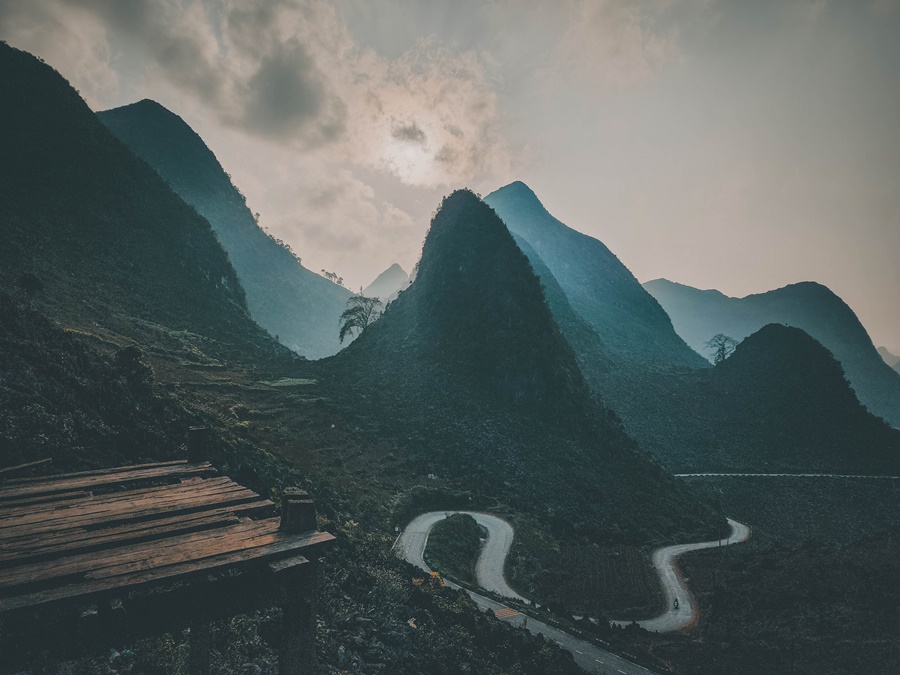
397, 511, 654, 675
610, 518, 750, 632
399, 511, 750, 673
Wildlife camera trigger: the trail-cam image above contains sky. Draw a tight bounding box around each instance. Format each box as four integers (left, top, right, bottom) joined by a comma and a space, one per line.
2, 0, 900, 351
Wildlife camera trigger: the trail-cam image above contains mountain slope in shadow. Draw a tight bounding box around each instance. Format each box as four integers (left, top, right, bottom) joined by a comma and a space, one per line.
645, 278, 900, 427
0, 42, 274, 356
98, 99, 351, 359
321, 190, 726, 543
485, 182, 706, 370
641, 324, 900, 473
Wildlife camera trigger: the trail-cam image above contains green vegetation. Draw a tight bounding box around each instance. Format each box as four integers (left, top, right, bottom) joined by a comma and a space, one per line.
324, 189, 727, 546
423, 514, 486, 585
591, 325, 900, 475
98, 99, 352, 359
653, 529, 900, 674
0, 44, 589, 673
0, 43, 275, 357
645, 278, 900, 428
338, 293, 383, 343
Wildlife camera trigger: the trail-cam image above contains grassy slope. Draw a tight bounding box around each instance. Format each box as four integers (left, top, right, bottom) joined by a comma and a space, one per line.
423, 514, 486, 585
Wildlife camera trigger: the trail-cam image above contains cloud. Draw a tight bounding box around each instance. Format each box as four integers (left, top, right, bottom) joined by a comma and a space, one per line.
345, 40, 513, 186
239, 39, 346, 143
0, 0, 514, 286
391, 121, 427, 145
551, 0, 685, 87
0, 0, 119, 106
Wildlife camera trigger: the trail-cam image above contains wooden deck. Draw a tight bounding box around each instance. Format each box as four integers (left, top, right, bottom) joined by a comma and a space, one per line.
0, 459, 335, 673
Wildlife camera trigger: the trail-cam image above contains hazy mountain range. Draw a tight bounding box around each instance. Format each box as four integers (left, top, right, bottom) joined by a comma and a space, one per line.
3, 35, 897, 547
485, 180, 900, 473
321, 189, 725, 541
645, 279, 900, 428
98, 99, 351, 359
363, 262, 410, 303
485, 182, 706, 370
878, 346, 900, 375
0, 42, 272, 356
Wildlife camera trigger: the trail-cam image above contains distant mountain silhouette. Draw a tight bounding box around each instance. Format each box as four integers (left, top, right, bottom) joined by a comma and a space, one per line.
0, 43, 273, 353
878, 347, 900, 376
363, 263, 409, 303
323, 190, 725, 542
485, 182, 706, 369
645, 279, 900, 427
641, 324, 900, 473
98, 99, 351, 359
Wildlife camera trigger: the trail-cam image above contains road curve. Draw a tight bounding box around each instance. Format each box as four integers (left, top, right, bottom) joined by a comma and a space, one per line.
611, 518, 751, 632
397, 511, 654, 675
398, 511, 527, 601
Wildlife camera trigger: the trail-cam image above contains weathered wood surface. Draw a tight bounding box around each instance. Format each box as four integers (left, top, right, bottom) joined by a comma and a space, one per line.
0, 462, 334, 616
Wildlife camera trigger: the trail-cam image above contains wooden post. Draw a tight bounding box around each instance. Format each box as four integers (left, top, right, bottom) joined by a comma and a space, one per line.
272, 558, 319, 675
188, 614, 211, 675
280, 488, 317, 533
187, 427, 209, 463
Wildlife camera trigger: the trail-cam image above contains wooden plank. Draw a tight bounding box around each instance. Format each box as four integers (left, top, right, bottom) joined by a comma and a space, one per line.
0, 500, 275, 567
0, 530, 335, 612
0, 486, 263, 545
3, 460, 188, 485
0, 490, 92, 510
0, 463, 216, 502
268, 554, 310, 574
0, 476, 231, 521
0, 518, 283, 591
0, 483, 259, 541
0, 458, 52, 476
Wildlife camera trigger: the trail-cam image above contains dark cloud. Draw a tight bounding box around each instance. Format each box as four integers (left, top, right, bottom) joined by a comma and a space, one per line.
391, 121, 427, 144
241, 40, 346, 143
434, 146, 456, 163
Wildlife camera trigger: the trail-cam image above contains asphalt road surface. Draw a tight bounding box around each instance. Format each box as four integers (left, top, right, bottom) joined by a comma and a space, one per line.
397, 511, 656, 675
611, 518, 751, 632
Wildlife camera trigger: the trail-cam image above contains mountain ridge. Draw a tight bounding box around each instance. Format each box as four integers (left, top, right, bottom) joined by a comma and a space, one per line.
98, 98, 352, 359
485, 181, 706, 370
645, 278, 900, 426
0, 42, 274, 355
321, 189, 726, 543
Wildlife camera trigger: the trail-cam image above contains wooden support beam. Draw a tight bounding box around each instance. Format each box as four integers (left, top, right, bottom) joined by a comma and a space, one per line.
188, 616, 211, 675
280, 488, 317, 534
187, 427, 210, 463
271, 557, 319, 675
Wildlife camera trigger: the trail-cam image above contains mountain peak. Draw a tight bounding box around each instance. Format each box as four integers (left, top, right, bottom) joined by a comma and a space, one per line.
339, 188, 589, 414
485, 184, 706, 369
99, 97, 352, 358
363, 262, 409, 301
647, 277, 900, 426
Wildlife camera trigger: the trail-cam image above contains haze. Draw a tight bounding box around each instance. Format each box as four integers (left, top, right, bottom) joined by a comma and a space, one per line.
2, 0, 898, 350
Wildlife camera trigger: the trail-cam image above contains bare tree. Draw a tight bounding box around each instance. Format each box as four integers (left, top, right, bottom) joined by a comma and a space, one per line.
706, 333, 738, 364
320, 269, 345, 287
339, 294, 383, 343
